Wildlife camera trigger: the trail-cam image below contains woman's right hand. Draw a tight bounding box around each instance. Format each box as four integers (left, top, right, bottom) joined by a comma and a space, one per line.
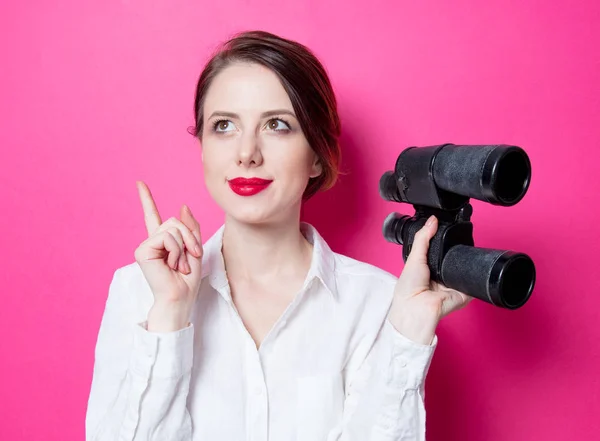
134, 180, 204, 332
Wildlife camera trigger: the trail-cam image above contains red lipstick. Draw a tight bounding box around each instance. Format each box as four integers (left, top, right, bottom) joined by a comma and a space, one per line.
228, 177, 273, 196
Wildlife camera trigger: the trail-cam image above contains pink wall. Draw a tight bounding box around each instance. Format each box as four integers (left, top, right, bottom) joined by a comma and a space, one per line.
1, 1, 598, 439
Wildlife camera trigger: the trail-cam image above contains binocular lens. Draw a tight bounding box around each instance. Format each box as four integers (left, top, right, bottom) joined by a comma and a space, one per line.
496, 253, 536, 308
379, 171, 403, 203
382, 212, 410, 245
491, 149, 531, 206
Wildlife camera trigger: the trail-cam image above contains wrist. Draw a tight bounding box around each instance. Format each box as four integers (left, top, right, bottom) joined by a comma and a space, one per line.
388, 297, 439, 345
388, 318, 436, 346
147, 302, 191, 333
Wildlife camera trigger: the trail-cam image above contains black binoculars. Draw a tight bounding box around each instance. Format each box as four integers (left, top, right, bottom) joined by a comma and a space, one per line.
379, 143, 536, 310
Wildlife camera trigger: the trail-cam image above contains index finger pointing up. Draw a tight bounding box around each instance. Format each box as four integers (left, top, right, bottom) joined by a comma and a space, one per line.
136, 180, 162, 236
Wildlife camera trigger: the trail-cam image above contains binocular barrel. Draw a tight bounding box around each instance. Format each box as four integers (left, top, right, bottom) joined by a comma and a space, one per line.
442, 245, 535, 309
383, 212, 536, 310
379, 144, 532, 207
433, 144, 531, 206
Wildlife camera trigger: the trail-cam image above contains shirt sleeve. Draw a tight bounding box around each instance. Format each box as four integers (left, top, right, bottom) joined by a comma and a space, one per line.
326, 318, 437, 441
85, 267, 195, 441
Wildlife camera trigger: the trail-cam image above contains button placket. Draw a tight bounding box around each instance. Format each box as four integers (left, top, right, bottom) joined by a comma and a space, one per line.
250, 390, 268, 441
245, 341, 268, 441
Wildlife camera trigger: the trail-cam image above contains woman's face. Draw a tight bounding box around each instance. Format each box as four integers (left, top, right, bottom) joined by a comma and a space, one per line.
200, 62, 322, 225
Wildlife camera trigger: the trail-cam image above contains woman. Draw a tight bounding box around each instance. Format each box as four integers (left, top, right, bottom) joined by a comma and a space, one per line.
86, 30, 472, 441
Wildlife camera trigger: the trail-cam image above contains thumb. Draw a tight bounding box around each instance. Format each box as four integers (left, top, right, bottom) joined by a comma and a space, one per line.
180, 204, 203, 253
405, 215, 437, 267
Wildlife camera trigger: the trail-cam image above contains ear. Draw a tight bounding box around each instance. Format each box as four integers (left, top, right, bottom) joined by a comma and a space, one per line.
309, 156, 323, 179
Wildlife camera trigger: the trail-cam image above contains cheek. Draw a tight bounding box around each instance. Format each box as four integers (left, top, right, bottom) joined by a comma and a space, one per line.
202, 146, 229, 174
201, 152, 228, 196
275, 160, 312, 189
272, 145, 314, 173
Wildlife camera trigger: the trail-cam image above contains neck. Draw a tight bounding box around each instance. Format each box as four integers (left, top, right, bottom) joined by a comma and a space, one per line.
221, 214, 313, 283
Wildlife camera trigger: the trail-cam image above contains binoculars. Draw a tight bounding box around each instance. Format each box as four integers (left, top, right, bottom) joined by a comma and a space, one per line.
379, 143, 536, 310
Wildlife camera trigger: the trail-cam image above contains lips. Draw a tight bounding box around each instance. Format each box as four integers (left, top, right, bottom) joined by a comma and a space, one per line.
228, 177, 273, 196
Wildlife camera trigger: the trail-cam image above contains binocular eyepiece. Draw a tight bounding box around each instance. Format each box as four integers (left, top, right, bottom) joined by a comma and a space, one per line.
380, 143, 536, 310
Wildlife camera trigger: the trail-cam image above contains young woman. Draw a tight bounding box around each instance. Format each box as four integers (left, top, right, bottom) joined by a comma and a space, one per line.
86, 30, 472, 441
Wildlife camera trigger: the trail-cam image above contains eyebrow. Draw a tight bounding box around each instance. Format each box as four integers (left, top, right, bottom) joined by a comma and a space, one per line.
207, 109, 296, 120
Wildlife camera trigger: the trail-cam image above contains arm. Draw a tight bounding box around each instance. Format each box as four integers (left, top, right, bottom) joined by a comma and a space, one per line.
325, 215, 473, 440
326, 318, 437, 441
85, 267, 195, 441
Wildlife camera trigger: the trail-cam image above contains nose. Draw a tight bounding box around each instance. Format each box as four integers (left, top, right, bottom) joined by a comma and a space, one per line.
236, 131, 263, 168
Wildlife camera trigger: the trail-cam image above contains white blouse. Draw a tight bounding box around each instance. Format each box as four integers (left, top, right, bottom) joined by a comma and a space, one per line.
86, 222, 438, 441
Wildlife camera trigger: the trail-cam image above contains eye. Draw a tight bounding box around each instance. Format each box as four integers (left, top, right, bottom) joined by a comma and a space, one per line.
265, 118, 291, 132
213, 119, 236, 133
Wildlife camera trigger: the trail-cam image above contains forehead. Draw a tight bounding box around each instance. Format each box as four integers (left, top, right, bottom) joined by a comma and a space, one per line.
203, 62, 294, 115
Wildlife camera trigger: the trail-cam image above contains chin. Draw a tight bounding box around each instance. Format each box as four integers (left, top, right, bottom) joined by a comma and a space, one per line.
229, 210, 273, 225
209, 184, 303, 226
220, 199, 277, 224
224, 198, 300, 227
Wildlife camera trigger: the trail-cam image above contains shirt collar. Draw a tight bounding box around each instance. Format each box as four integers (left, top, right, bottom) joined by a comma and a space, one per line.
200, 221, 337, 299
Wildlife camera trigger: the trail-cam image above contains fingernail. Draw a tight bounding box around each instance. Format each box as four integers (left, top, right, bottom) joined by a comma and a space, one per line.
194, 244, 201, 255
426, 215, 435, 227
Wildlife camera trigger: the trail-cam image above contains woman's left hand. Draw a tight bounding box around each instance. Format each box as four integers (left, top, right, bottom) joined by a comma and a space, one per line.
388, 215, 474, 345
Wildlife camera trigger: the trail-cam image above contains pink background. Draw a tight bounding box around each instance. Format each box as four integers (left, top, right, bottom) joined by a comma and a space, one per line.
1, 1, 599, 439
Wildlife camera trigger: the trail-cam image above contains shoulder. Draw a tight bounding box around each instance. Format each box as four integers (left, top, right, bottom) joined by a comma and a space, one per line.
334, 252, 397, 284
332, 252, 398, 302
306, 222, 397, 301
329, 253, 399, 358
